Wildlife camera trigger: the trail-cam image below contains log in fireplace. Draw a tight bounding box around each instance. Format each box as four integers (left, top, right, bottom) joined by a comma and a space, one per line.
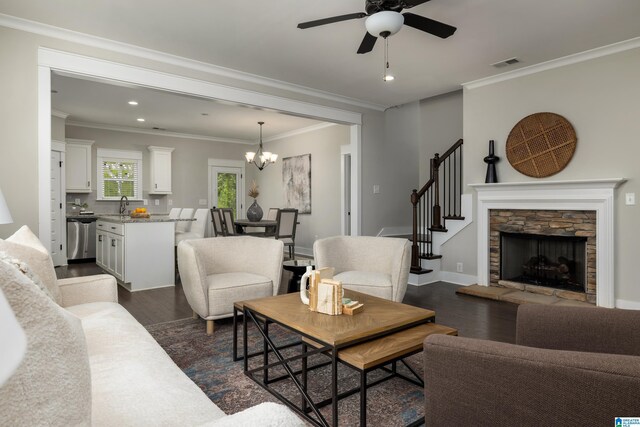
500, 232, 587, 292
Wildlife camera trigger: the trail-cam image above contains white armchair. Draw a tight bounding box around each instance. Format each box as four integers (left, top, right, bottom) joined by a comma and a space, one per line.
313, 236, 411, 302
177, 236, 284, 335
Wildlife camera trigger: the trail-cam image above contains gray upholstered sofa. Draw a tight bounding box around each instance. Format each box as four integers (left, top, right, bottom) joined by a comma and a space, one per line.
423, 304, 640, 426
0, 226, 302, 426
313, 236, 411, 302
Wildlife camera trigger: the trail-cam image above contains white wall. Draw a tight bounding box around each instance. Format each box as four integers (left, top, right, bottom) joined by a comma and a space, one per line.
249, 124, 350, 254
51, 115, 65, 141
461, 47, 640, 304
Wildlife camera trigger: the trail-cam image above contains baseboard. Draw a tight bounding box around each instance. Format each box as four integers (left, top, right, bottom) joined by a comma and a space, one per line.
409, 270, 477, 287
615, 299, 640, 310
295, 246, 313, 258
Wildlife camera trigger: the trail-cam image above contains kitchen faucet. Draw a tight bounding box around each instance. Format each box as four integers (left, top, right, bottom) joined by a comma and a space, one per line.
119, 195, 129, 215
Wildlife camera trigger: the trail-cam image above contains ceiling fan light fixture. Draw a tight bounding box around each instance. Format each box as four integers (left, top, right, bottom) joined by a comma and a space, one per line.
365, 11, 404, 37
383, 74, 395, 82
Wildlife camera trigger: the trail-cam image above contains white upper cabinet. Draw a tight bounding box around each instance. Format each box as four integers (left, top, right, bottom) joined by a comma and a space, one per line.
148, 146, 174, 194
65, 139, 94, 193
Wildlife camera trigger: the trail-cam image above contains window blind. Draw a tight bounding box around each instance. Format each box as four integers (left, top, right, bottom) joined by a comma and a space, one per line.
100, 159, 140, 199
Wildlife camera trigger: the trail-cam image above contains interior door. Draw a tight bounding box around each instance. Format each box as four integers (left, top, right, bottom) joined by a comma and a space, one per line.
211, 166, 243, 219
50, 150, 66, 266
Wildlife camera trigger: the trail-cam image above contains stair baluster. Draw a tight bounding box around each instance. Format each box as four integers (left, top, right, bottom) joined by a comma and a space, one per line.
410, 139, 464, 273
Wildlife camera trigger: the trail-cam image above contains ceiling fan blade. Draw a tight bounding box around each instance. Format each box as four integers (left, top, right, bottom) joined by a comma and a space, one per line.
357, 32, 377, 54
402, 12, 457, 38
401, 0, 431, 8
297, 12, 367, 29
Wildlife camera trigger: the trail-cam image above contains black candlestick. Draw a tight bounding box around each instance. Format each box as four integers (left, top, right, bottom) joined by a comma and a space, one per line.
484, 140, 500, 183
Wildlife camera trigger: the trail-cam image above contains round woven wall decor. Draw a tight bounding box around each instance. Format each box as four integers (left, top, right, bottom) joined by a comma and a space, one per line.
506, 112, 577, 178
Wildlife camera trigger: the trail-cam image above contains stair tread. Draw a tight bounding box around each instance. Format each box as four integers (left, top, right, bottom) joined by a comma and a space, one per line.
443, 215, 465, 220
428, 227, 448, 233
419, 254, 443, 260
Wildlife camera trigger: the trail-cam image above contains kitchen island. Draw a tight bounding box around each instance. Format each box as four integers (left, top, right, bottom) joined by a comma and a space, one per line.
96, 215, 194, 292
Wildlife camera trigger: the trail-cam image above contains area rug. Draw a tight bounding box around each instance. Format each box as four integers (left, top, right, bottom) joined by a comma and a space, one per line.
146, 317, 426, 426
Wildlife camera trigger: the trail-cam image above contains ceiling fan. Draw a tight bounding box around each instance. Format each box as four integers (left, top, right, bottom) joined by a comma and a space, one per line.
297, 0, 457, 54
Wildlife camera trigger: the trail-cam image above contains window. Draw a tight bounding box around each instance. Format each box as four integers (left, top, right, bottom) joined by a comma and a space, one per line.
97, 149, 143, 200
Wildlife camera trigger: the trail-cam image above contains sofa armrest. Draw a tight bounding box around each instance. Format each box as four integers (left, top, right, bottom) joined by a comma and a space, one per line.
423, 334, 640, 427
516, 304, 640, 356
57, 274, 118, 307
201, 403, 304, 427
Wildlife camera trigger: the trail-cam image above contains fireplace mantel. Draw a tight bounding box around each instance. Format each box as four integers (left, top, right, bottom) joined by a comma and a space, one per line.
469, 178, 626, 308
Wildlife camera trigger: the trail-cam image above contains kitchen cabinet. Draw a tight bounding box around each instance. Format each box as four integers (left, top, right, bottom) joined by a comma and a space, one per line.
96, 218, 175, 291
66, 139, 93, 193
148, 146, 174, 194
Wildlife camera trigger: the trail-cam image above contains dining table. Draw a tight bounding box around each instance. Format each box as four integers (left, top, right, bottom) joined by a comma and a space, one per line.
233, 219, 278, 236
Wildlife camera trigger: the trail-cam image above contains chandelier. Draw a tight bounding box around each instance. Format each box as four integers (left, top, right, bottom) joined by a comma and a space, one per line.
245, 121, 278, 170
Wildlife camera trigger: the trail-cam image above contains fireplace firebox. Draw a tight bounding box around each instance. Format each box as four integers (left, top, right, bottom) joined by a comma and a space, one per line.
500, 232, 587, 292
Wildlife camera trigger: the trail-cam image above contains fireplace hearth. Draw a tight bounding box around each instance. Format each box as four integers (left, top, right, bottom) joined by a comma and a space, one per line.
501, 232, 587, 292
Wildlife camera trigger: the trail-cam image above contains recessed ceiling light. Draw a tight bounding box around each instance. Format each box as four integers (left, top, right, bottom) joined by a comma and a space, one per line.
137, 118, 145, 122
128, 100, 139, 105
201, 113, 209, 116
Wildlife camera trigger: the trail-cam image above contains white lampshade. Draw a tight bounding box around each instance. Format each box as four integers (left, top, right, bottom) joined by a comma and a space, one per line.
0, 187, 12, 225
245, 152, 256, 163
365, 11, 404, 37
0, 288, 26, 386
270, 154, 278, 162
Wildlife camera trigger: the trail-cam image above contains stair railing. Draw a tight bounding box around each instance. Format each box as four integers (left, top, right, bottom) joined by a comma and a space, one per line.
411, 139, 463, 273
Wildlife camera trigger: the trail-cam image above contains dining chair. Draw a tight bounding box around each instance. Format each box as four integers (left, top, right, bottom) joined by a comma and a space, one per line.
175, 209, 209, 245
221, 208, 237, 236
210, 208, 226, 237
168, 207, 181, 219
175, 208, 194, 234
275, 208, 298, 259
266, 208, 279, 220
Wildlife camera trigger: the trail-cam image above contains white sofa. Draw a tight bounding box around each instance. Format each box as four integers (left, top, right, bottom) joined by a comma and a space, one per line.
313, 236, 412, 302
0, 226, 302, 426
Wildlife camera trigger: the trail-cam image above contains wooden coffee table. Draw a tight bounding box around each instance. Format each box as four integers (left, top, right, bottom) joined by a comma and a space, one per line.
239, 290, 456, 427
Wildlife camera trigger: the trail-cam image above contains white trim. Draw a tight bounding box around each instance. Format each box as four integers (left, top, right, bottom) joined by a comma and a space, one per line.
438, 271, 478, 286
51, 109, 69, 119
0, 13, 384, 112
615, 299, 640, 310
340, 144, 352, 236
37, 49, 363, 249
263, 123, 337, 143
470, 178, 626, 308
96, 148, 142, 160
376, 226, 411, 237
67, 121, 255, 145
464, 37, 640, 90
350, 125, 362, 236
38, 48, 363, 125
38, 65, 51, 249
208, 159, 246, 218
51, 140, 66, 152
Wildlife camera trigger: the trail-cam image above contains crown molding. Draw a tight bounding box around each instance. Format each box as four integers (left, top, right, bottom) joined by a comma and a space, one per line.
263, 123, 337, 143
51, 109, 69, 119
0, 13, 386, 112
66, 120, 255, 145
463, 37, 640, 90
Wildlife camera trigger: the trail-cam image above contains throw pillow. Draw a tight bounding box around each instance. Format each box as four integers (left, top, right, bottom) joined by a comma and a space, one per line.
0, 258, 92, 426
0, 225, 61, 304
0, 251, 54, 300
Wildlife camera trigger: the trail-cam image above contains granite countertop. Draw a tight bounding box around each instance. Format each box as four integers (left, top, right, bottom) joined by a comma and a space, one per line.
97, 215, 196, 224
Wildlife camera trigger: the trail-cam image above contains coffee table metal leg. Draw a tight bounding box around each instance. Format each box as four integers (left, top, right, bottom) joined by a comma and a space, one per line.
232, 306, 239, 361
243, 308, 249, 372
332, 351, 338, 427
263, 320, 269, 384
301, 342, 308, 412
360, 370, 367, 427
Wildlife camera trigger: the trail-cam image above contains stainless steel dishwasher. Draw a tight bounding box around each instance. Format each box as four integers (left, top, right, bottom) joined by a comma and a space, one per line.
67, 217, 97, 261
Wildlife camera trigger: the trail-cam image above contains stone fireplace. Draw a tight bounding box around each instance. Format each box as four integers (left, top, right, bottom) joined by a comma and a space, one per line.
489, 209, 596, 303
470, 179, 626, 308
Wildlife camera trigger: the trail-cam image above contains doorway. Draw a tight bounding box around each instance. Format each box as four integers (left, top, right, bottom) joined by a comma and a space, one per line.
209, 159, 245, 219
50, 142, 66, 266
341, 145, 352, 236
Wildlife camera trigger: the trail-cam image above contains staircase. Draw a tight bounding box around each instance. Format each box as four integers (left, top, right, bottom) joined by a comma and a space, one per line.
410, 139, 468, 277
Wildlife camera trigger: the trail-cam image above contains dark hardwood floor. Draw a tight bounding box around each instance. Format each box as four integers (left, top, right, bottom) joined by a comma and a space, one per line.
56, 262, 518, 343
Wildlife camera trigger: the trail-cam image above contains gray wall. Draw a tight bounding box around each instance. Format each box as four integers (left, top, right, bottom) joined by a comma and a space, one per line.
249, 124, 350, 254
0, 25, 394, 240
65, 125, 250, 216
51, 116, 66, 141
461, 47, 640, 304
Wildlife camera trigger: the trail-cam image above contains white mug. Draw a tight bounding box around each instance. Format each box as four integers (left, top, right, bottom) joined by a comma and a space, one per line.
300, 265, 313, 305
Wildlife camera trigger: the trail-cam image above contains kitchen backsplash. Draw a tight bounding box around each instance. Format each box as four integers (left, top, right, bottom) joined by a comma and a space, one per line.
66, 191, 176, 215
